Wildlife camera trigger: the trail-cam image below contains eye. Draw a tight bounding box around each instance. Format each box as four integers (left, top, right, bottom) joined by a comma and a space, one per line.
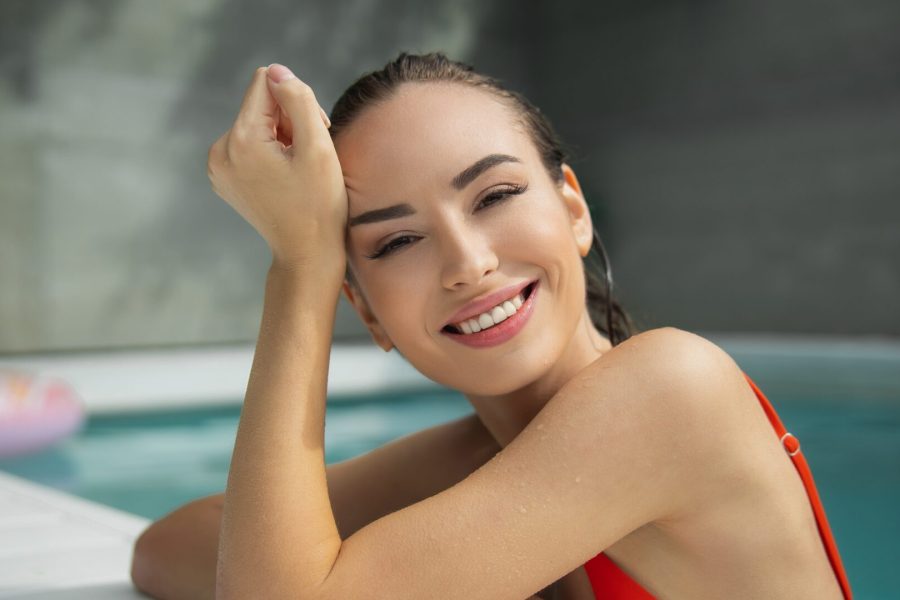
364, 183, 528, 261
365, 234, 421, 260
476, 183, 528, 211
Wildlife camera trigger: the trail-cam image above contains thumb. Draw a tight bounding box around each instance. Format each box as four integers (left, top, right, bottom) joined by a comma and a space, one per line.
265, 64, 330, 147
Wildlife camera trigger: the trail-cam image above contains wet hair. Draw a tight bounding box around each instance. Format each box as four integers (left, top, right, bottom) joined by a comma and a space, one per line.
331, 52, 637, 346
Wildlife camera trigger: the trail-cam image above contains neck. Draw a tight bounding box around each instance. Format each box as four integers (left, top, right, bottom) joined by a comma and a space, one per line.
465, 308, 612, 448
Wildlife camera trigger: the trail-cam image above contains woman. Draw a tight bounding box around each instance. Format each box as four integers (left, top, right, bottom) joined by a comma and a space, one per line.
131, 53, 851, 600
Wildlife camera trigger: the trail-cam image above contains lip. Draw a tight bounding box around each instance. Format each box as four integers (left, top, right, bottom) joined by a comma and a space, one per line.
442, 279, 537, 329
440, 280, 538, 348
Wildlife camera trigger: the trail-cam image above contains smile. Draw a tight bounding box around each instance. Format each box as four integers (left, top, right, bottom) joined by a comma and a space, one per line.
440, 281, 538, 348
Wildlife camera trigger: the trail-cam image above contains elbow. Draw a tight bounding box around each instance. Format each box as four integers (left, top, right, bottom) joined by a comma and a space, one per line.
130, 524, 163, 598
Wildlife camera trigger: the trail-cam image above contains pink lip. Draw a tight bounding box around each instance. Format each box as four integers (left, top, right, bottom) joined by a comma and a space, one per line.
442, 279, 536, 329
440, 281, 538, 348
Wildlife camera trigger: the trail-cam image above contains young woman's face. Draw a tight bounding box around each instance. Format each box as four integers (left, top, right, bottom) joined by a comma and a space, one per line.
335, 83, 594, 395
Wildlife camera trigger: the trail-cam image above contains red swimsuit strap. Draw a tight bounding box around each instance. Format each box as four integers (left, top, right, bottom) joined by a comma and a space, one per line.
743, 373, 854, 600
583, 374, 854, 599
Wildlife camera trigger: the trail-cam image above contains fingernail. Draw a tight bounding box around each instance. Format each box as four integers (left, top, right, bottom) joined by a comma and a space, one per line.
267, 63, 296, 83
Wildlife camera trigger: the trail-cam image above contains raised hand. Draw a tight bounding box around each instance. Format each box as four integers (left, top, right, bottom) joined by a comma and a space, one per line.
207, 64, 348, 272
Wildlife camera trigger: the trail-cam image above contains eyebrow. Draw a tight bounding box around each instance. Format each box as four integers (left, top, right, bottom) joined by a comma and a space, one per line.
348, 153, 521, 228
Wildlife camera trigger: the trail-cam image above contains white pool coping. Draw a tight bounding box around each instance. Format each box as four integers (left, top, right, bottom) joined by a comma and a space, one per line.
0, 343, 439, 415
0, 470, 149, 599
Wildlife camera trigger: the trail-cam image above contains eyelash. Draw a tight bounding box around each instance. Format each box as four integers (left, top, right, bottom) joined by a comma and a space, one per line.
364, 184, 529, 260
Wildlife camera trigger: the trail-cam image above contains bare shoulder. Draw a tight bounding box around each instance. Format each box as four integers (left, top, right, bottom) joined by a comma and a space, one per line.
523, 326, 757, 516
589, 326, 742, 388
578, 326, 752, 425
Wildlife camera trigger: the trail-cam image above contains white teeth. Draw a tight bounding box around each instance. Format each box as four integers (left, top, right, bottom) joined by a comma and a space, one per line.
452, 287, 530, 334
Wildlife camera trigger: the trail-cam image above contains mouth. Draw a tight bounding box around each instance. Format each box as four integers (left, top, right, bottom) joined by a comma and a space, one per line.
441, 280, 538, 336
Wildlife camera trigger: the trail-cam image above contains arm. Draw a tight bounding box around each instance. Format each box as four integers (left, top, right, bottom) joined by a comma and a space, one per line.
205, 64, 350, 597
130, 415, 498, 600
219, 313, 739, 599
215, 259, 344, 598
131, 493, 223, 600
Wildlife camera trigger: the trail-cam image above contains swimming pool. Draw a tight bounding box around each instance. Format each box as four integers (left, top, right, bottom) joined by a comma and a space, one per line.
1, 338, 898, 597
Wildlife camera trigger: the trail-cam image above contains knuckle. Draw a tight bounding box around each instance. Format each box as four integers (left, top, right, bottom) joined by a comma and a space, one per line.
207, 142, 220, 165
208, 133, 227, 160
226, 128, 252, 158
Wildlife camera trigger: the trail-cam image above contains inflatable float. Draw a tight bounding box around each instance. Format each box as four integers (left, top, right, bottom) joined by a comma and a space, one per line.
0, 369, 85, 458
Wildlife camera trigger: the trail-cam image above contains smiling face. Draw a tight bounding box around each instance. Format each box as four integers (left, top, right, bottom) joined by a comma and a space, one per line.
334, 82, 596, 396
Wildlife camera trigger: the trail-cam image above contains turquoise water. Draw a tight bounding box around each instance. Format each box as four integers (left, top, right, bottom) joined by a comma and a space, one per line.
1, 358, 898, 597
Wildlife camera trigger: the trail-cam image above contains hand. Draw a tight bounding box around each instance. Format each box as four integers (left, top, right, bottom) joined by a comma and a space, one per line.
207, 64, 348, 272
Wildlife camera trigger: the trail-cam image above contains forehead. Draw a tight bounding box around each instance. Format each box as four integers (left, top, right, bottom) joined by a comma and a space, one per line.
334, 83, 534, 203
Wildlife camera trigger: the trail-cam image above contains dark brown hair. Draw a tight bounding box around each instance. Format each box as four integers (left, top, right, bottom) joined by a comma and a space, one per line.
331, 52, 636, 346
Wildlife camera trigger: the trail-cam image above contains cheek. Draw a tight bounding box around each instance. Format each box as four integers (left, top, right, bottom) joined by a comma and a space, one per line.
362, 277, 430, 342
497, 195, 578, 263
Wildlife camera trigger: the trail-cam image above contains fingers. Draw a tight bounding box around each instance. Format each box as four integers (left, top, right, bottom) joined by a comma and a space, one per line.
218, 65, 332, 163
265, 64, 330, 149
232, 67, 279, 143
274, 104, 293, 147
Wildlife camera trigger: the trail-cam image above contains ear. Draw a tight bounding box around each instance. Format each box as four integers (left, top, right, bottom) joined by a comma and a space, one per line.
341, 280, 394, 352
559, 163, 593, 257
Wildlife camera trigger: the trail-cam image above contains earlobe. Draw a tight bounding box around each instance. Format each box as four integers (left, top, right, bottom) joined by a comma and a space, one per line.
342, 280, 395, 353
560, 164, 593, 257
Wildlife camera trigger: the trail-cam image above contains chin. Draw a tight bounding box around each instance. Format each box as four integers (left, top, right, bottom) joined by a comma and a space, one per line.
423, 350, 557, 397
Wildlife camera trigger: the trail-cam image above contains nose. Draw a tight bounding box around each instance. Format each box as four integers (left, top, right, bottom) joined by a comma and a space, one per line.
438, 220, 499, 290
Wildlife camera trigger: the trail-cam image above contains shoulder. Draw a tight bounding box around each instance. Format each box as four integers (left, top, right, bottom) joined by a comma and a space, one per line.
553, 327, 754, 504
583, 326, 747, 414
597, 326, 735, 374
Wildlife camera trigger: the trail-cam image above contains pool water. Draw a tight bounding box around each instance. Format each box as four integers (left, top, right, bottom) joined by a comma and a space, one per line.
1, 368, 898, 597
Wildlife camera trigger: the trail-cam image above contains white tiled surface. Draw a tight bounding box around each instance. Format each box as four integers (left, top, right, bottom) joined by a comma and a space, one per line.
0, 343, 438, 414
0, 471, 150, 599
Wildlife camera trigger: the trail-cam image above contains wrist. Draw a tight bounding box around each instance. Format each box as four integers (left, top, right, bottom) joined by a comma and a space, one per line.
270, 251, 346, 280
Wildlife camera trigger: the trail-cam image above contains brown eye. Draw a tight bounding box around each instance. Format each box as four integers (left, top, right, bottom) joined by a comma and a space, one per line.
477, 184, 528, 210
365, 235, 420, 260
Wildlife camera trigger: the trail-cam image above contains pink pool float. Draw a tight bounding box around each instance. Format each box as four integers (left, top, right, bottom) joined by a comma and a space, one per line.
0, 370, 86, 458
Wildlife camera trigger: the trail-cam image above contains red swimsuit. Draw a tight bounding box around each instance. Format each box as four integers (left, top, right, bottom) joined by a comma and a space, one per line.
581, 373, 853, 599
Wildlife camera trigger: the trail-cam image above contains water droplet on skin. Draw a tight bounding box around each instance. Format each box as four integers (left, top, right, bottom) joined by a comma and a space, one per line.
519, 505, 528, 513
575, 476, 582, 483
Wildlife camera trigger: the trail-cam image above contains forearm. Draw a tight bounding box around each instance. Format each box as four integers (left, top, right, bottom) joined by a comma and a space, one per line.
216, 259, 344, 599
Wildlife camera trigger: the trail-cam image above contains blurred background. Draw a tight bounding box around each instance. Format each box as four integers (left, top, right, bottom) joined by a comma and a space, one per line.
1, 0, 898, 596
2, 0, 898, 350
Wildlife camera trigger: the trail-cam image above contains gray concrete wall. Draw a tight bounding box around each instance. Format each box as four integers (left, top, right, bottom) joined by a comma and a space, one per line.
1, 0, 897, 353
